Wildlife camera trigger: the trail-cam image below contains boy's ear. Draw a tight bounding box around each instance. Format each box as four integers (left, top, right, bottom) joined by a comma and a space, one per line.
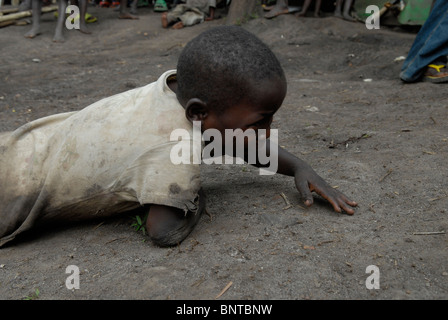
185, 98, 209, 122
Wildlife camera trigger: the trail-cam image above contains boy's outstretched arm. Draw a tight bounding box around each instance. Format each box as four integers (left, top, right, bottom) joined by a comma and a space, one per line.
277, 145, 357, 214
247, 139, 358, 214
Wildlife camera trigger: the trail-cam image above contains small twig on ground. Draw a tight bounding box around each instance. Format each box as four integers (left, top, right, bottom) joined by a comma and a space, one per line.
317, 240, 334, 246
379, 168, 393, 182
280, 192, 292, 210
93, 221, 105, 230
215, 281, 233, 299
105, 237, 127, 244
205, 208, 213, 221
191, 277, 205, 288
328, 133, 371, 149
430, 116, 437, 124
413, 231, 445, 235
429, 194, 448, 202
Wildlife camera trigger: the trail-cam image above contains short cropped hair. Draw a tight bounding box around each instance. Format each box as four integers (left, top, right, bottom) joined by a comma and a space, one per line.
176, 26, 286, 113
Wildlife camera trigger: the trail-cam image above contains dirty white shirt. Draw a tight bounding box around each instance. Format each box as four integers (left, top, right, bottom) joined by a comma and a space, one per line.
0, 70, 201, 247
183, 0, 216, 12
187, 0, 216, 12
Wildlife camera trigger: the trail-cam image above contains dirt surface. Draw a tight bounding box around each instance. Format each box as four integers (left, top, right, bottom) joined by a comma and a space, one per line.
0, 4, 447, 301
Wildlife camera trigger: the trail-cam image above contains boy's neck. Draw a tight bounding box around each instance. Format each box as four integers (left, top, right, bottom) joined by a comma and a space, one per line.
167, 77, 178, 94
167, 76, 185, 109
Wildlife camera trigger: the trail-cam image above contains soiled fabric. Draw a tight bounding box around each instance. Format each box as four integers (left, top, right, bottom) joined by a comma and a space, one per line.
167, 0, 216, 26
186, 0, 216, 14
0, 70, 201, 247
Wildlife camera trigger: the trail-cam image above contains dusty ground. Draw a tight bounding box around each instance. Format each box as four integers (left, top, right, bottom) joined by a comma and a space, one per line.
0, 4, 447, 301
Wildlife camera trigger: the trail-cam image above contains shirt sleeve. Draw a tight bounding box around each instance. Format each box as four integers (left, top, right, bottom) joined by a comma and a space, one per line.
112, 139, 201, 214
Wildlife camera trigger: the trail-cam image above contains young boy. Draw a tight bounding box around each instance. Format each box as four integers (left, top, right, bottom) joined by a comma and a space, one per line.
0, 26, 357, 248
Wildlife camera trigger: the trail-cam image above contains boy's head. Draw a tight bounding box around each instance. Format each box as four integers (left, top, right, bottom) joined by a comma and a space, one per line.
176, 26, 287, 136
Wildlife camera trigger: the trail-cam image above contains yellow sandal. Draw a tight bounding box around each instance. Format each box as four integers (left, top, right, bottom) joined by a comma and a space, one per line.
424, 64, 448, 83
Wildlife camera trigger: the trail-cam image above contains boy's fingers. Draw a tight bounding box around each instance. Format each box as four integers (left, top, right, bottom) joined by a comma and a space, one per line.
295, 179, 314, 206
316, 187, 354, 215
325, 194, 342, 213
339, 201, 355, 215
338, 193, 358, 208
304, 198, 313, 207
335, 193, 357, 215
295, 177, 357, 214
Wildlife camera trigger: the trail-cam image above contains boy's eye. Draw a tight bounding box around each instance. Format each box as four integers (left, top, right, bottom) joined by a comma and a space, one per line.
250, 116, 273, 129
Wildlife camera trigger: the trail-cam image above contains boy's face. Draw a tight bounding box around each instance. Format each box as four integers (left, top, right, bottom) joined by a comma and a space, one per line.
202, 77, 287, 146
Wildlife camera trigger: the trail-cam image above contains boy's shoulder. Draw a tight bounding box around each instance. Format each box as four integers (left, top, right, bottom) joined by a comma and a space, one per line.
70, 70, 188, 135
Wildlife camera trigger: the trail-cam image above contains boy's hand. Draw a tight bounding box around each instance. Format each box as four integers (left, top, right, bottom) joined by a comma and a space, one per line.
293, 166, 357, 215
246, 140, 358, 215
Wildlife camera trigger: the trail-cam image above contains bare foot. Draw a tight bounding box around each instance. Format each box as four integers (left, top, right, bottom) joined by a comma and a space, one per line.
119, 12, 139, 19
161, 12, 168, 28
53, 34, 66, 42
24, 28, 40, 38
172, 21, 184, 29
79, 24, 92, 34
79, 26, 92, 34
294, 11, 306, 17
343, 13, 356, 22
264, 5, 289, 19
334, 11, 343, 19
